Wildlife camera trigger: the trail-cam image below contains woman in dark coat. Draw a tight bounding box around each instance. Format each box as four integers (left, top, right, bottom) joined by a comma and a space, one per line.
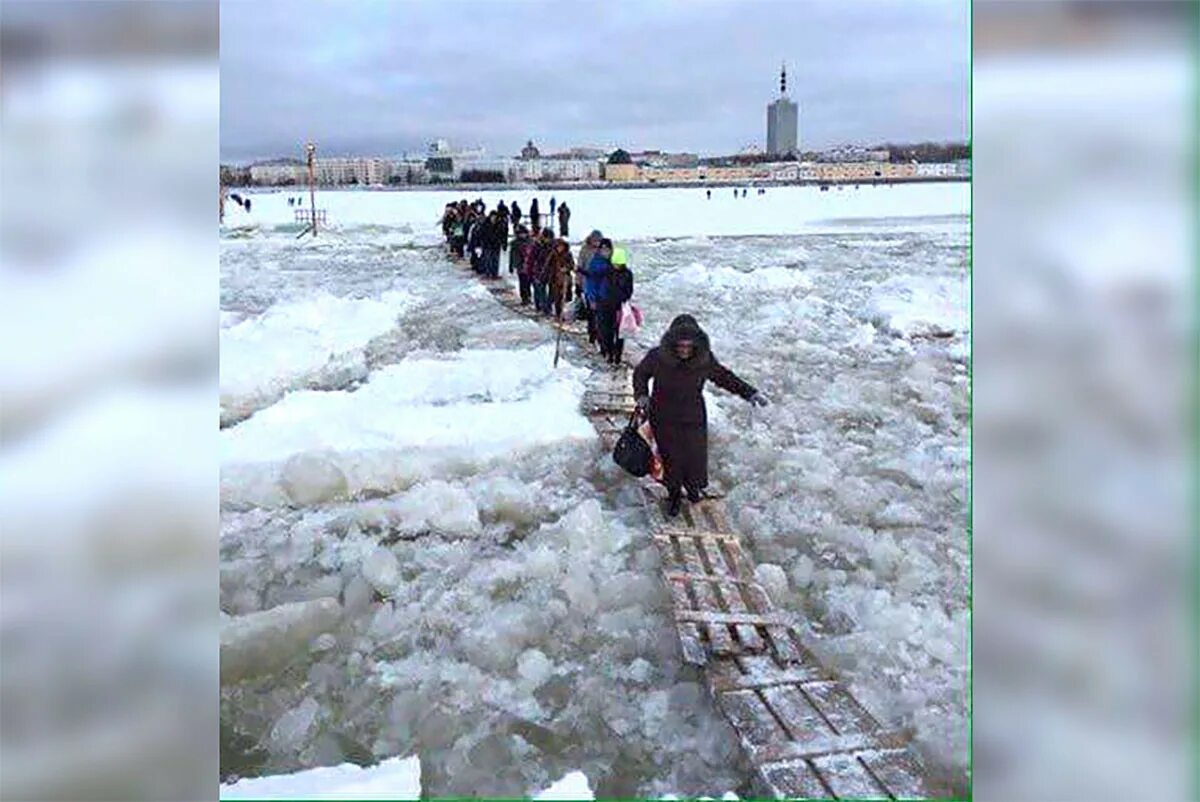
633, 315, 767, 517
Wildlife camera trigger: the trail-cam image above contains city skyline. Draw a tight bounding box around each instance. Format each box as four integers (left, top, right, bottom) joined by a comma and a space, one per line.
221, 1, 968, 164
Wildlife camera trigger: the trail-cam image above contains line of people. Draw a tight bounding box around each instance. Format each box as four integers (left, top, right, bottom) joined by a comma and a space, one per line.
440, 199, 630, 367
439, 199, 768, 519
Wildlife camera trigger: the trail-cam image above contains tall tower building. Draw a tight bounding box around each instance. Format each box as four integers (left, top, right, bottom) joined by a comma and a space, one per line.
766, 62, 799, 157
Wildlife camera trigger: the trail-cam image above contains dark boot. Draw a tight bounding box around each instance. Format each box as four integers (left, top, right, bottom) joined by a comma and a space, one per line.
666, 491, 682, 518
685, 485, 702, 503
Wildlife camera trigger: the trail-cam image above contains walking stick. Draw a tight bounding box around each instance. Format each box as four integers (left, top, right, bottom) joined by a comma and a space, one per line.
553, 313, 563, 368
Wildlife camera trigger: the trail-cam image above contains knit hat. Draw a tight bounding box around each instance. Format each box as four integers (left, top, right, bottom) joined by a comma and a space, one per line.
611, 247, 629, 266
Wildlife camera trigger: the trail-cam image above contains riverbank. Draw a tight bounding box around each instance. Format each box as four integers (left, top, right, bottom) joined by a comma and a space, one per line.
231, 175, 970, 194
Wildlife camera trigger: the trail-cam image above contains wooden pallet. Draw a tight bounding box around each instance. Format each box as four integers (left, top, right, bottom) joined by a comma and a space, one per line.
449, 257, 932, 800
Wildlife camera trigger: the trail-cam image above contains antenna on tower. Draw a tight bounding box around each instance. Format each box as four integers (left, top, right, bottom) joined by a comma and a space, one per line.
780, 61, 787, 95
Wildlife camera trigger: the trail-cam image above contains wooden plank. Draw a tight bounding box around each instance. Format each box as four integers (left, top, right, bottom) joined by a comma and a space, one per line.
702, 500, 733, 532
678, 541, 737, 655
655, 528, 742, 543
668, 579, 706, 665
676, 624, 707, 666
805, 682, 882, 736
861, 748, 929, 800
749, 731, 907, 765
761, 684, 836, 748
656, 537, 686, 574
714, 577, 766, 652
707, 656, 828, 692
668, 574, 697, 612
757, 760, 830, 799
811, 753, 886, 800
661, 571, 758, 585
715, 690, 788, 747
722, 538, 758, 578
743, 582, 777, 613
696, 536, 731, 576
676, 536, 709, 577
763, 625, 803, 665
675, 610, 791, 627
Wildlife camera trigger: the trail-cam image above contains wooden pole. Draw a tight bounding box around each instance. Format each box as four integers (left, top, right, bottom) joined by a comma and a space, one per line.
306, 142, 318, 237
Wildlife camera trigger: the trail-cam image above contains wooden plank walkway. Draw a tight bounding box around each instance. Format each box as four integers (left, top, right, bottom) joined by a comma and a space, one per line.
450, 258, 932, 799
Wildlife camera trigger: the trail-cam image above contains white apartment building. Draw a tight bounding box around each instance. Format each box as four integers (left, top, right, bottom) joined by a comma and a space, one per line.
914, 162, 957, 177
249, 161, 305, 185
313, 157, 394, 186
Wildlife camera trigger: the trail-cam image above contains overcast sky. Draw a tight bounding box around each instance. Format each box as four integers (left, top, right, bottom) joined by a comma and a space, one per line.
220, 0, 968, 163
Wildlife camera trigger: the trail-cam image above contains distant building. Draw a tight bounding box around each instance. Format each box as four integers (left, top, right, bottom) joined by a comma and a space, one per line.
766, 63, 799, 157
249, 158, 305, 185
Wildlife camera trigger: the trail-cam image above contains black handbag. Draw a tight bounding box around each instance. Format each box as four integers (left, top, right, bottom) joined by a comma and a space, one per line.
612, 410, 652, 477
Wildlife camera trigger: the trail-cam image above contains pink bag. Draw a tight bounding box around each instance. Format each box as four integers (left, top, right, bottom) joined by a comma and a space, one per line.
618, 302, 641, 337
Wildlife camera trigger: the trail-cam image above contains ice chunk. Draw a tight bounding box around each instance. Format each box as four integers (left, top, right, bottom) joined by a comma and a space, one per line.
269, 696, 321, 752
220, 753, 420, 799
221, 598, 342, 685
517, 649, 554, 688
280, 452, 348, 506
362, 547, 400, 596
790, 555, 815, 589
626, 657, 655, 685
310, 633, 337, 654
754, 563, 789, 604
391, 480, 481, 536
535, 770, 593, 800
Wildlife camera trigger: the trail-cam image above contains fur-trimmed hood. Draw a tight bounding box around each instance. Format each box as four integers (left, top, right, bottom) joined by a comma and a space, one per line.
658, 314, 712, 368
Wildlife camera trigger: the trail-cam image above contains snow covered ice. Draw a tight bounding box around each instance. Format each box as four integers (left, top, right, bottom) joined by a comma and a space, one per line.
220, 183, 969, 796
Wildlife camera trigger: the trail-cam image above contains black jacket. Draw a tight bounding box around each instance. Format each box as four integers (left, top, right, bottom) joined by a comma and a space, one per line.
633, 315, 756, 426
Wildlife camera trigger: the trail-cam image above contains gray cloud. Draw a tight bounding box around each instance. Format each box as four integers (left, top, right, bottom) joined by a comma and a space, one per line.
220, 0, 967, 162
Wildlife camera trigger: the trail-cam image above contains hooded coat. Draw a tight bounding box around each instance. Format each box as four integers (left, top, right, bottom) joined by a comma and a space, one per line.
525, 236, 553, 281
509, 233, 531, 274
576, 234, 600, 295
581, 252, 612, 303
545, 240, 575, 302
632, 315, 757, 492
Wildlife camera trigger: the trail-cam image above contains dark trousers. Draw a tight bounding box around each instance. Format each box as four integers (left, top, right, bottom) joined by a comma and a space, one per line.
518, 273, 532, 304
453, 237, 465, 258
595, 301, 619, 358
584, 298, 597, 343
559, 220, 569, 238
653, 418, 708, 496
533, 282, 550, 314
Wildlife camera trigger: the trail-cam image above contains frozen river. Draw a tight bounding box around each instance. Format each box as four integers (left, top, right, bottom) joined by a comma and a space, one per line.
219, 183, 969, 797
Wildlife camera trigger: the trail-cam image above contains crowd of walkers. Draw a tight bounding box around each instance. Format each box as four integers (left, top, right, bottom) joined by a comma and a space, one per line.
442, 197, 636, 366
439, 197, 767, 518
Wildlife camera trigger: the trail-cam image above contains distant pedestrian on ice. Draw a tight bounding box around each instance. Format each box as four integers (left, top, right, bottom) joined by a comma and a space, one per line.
530, 197, 541, 232
706, 190, 711, 200
549, 196, 557, 218
633, 315, 766, 518
511, 200, 522, 229
557, 202, 570, 238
